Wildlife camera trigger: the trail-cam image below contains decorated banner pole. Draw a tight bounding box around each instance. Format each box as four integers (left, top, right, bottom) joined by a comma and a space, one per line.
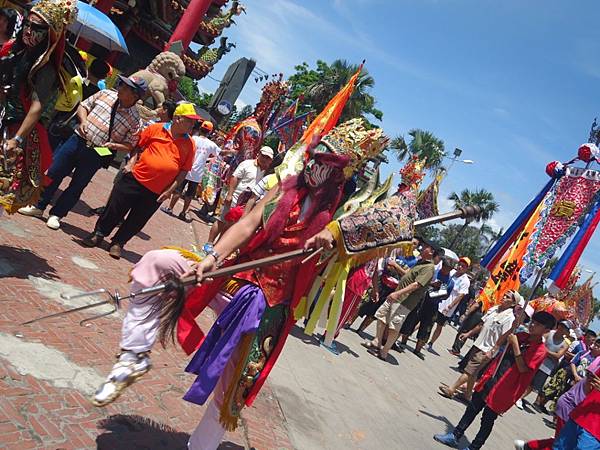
21, 206, 482, 327
527, 268, 546, 302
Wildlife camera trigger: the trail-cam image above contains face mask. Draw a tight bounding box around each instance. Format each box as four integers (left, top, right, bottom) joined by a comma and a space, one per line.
304, 159, 333, 188
23, 19, 48, 46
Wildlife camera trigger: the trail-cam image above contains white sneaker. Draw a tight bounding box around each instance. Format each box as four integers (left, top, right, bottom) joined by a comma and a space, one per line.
514, 439, 525, 450
18, 205, 43, 217
515, 399, 524, 409
91, 351, 151, 407
46, 215, 61, 230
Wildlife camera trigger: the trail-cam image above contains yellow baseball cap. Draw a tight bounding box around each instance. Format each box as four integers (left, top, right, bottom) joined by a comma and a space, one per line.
174, 103, 202, 120
458, 256, 471, 267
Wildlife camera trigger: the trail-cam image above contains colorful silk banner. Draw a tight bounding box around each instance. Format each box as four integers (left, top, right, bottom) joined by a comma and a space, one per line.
521, 167, 600, 281
479, 201, 543, 311
481, 179, 554, 271
274, 112, 311, 150
549, 196, 600, 289
416, 172, 442, 219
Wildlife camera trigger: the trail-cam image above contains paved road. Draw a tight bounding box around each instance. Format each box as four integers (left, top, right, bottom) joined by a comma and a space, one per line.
271, 323, 554, 450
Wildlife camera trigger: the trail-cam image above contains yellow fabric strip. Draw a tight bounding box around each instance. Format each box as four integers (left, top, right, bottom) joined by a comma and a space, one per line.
219, 332, 255, 431
295, 257, 336, 321
162, 246, 203, 262
323, 262, 350, 346
304, 262, 343, 335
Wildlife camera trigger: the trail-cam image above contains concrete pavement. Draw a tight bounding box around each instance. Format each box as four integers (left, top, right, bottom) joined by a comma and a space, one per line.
271, 324, 554, 450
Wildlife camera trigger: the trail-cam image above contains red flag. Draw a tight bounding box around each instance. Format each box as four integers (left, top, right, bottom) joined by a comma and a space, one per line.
301, 63, 364, 145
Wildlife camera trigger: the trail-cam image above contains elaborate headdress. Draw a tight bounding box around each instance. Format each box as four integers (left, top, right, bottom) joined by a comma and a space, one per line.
320, 118, 388, 179
253, 73, 288, 127
31, 0, 78, 34
399, 155, 426, 190
28, 0, 78, 91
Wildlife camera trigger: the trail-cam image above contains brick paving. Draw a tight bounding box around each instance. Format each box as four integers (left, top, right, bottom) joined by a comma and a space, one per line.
0, 168, 292, 450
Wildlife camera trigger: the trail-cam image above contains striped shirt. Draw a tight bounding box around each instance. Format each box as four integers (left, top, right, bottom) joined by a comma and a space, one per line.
76, 89, 141, 148
251, 173, 279, 200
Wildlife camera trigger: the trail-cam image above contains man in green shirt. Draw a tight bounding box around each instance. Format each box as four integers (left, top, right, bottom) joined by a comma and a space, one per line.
362, 240, 439, 360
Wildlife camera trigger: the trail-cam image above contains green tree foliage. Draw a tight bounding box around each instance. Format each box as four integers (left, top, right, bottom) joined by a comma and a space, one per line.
420, 221, 502, 263
178, 76, 213, 109
387, 129, 445, 171
428, 223, 489, 262
287, 59, 383, 123
592, 298, 600, 323
449, 189, 499, 222
447, 188, 499, 248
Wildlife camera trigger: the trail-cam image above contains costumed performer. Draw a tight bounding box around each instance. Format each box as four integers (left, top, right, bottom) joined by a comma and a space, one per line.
206, 76, 288, 243
93, 118, 410, 450
0, 0, 77, 213
223, 74, 287, 168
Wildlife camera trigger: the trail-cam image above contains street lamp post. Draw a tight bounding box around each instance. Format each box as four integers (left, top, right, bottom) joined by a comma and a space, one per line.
444, 148, 475, 173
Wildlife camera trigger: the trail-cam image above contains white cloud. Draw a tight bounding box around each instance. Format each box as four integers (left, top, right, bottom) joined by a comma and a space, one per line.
492, 107, 510, 118
511, 134, 555, 163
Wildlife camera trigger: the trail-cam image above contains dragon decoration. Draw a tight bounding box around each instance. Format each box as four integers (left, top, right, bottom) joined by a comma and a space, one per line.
198, 0, 246, 38
182, 36, 237, 79
529, 267, 596, 327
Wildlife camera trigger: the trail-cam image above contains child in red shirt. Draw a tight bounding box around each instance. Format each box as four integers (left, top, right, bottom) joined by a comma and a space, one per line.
433, 311, 557, 450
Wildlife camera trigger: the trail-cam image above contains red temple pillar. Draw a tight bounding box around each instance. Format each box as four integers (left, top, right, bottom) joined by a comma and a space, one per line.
166, 0, 212, 51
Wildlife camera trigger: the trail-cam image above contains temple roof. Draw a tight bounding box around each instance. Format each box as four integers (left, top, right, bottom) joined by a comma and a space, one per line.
112, 0, 227, 46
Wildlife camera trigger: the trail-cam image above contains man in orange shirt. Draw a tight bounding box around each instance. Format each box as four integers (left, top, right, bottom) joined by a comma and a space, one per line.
82, 103, 199, 258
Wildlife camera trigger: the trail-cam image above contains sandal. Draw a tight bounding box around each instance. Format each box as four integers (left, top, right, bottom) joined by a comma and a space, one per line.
361, 341, 377, 349
438, 386, 456, 399
378, 350, 388, 361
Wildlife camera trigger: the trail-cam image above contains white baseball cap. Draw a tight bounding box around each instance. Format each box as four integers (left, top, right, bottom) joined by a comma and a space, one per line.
259, 146, 274, 159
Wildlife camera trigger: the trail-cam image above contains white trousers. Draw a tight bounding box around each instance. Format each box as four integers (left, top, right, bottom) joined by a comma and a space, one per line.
119, 249, 229, 352
188, 347, 240, 450
117, 249, 234, 450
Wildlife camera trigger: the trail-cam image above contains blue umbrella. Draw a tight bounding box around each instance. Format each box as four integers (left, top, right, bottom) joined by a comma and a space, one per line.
69, 1, 129, 54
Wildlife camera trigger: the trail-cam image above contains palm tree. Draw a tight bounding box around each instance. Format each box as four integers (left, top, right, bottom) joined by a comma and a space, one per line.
478, 223, 494, 242
305, 59, 382, 122
407, 129, 445, 170
484, 226, 505, 253
448, 188, 499, 248
387, 129, 445, 171
388, 135, 409, 161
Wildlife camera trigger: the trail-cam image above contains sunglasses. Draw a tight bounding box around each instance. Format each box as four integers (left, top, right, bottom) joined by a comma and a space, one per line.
24, 19, 49, 32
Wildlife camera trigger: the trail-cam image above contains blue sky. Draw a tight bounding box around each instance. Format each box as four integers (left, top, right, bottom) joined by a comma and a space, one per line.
198, 0, 600, 326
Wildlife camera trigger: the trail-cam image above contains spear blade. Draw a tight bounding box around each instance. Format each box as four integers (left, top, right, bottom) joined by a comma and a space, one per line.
20, 298, 115, 325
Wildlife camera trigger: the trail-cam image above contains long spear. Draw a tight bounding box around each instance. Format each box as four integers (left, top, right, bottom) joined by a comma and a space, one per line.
21, 205, 482, 326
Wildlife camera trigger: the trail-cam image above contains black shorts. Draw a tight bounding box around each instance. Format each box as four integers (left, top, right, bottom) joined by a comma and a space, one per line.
436, 314, 451, 326
176, 179, 199, 198
531, 370, 550, 393
399, 299, 437, 341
